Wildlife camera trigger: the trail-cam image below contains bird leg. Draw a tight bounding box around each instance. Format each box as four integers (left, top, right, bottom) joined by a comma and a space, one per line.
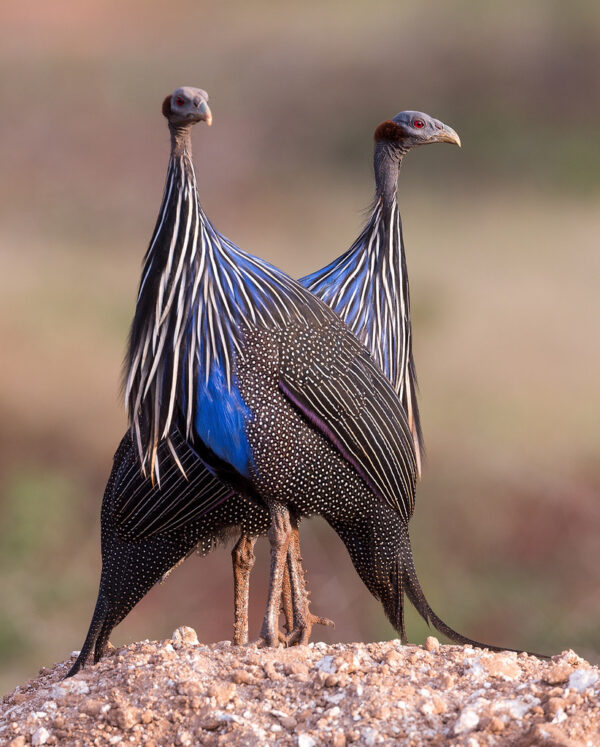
231, 533, 258, 645
283, 524, 335, 646
257, 501, 293, 647
280, 565, 295, 637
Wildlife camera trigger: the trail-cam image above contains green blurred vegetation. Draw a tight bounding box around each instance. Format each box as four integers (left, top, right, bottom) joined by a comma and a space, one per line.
1, 0, 599, 693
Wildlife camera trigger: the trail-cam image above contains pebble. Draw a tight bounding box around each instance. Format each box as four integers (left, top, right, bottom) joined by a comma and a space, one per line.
297, 735, 317, 747
171, 627, 199, 649
315, 656, 337, 674
454, 708, 480, 735
568, 668, 599, 693
31, 727, 50, 746
544, 662, 573, 685
263, 661, 282, 681
424, 636, 440, 652
480, 654, 521, 680
207, 682, 236, 705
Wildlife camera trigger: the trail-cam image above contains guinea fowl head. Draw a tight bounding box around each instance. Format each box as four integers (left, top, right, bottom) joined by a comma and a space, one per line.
162, 86, 212, 127
374, 110, 460, 149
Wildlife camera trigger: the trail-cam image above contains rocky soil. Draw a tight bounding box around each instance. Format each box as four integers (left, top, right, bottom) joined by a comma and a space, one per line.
1, 628, 599, 746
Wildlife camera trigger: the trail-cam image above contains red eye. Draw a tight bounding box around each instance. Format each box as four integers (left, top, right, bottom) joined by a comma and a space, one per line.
413, 119, 425, 129
175, 96, 185, 107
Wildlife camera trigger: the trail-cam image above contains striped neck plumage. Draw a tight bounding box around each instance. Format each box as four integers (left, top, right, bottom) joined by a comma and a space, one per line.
301, 139, 422, 475
124, 133, 312, 480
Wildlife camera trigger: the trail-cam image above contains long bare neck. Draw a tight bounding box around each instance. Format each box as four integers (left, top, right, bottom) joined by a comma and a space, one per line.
374, 141, 405, 210
169, 122, 194, 158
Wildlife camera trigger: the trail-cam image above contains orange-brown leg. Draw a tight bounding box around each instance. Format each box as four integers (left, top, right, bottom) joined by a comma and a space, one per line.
280, 565, 295, 637
284, 524, 334, 646
256, 502, 292, 647
232, 533, 258, 645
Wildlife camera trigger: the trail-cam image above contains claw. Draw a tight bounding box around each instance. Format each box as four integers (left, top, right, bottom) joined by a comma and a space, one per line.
285, 613, 335, 647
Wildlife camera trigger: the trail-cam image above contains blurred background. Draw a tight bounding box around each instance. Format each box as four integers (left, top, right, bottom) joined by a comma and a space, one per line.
1, 0, 598, 693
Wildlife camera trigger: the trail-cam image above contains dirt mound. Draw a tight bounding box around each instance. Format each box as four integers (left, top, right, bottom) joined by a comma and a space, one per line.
1, 628, 599, 745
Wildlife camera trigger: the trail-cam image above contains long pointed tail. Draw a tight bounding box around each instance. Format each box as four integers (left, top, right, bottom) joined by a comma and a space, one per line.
397, 523, 523, 653
66, 595, 112, 677
327, 505, 545, 657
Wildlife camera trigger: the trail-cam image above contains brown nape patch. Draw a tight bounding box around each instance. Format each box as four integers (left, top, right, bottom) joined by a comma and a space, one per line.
162, 95, 172, 118
374, 120, 406, 142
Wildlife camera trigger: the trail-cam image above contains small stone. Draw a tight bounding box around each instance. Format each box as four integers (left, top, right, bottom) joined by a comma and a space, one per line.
108, 705, 142, 731
281, 716, 297, 729
567, 667, 599, 693
207, 682, 236, 705
488, 716, 504, 733
57, 678, 90, 697
285, 661, 309, 676
324, 674, 339, 687
231, 669, 254, 685
333, 652, 360, 674
372, 704, 391, 720
424, 636, 440, 652
315, 655, 337, 674
177, 731, 193, 746
331, 732, 346, 747
481, 655, 521, 680
172, 626, 199, 649
361, 727, 379, 746
7, 738, 26, 747
565, 692, 583, 706
298, 735, 317, 747
492, 697, 539, 719
199, 717, 221, 731
141, 710, 153, 724
546, 697, 566, 717
81, 698, 106, 717
544, 663, 572, 685
420, 696, 445, 716
384, 649, 401, 667
523, 722, 577, 746
454, 708, 480, 735
31, 727, 50, 746
263, 661, 283, 681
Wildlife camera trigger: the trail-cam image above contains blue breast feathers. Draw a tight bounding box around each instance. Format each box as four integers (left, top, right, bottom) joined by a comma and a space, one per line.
194, 362, 254, 478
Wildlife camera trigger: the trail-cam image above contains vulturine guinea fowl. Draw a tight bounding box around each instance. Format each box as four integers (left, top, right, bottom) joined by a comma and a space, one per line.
68, 87, 506, 676
230, 109, 462, 641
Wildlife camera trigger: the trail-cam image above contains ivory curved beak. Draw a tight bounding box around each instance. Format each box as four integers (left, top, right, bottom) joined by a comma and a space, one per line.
199, 100, 213, 127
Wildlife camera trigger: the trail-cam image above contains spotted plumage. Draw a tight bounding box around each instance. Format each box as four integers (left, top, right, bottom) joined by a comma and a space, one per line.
69, 93, 495, 676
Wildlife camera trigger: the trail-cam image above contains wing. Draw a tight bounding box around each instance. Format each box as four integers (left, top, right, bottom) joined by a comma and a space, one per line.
278, 319, 417, 522
111, 428, 233, 541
